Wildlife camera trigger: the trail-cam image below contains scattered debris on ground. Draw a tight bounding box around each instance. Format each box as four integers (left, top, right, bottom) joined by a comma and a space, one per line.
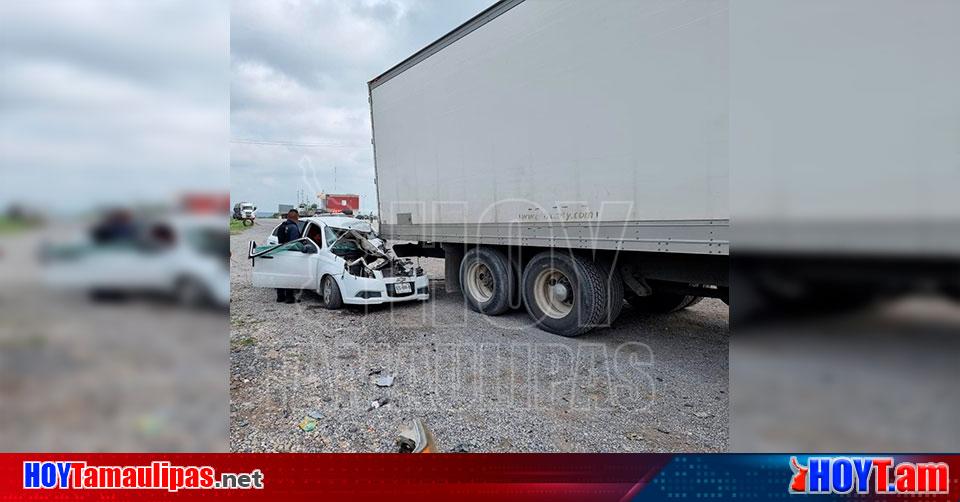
397, 418, 435, 453
374, 374, 394, 387
367, 398, 390, 412
451, 442, 476, 453
298, 416, 318, 432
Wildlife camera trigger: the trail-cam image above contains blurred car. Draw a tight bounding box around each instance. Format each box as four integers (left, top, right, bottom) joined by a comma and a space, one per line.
41, 214, 229, 307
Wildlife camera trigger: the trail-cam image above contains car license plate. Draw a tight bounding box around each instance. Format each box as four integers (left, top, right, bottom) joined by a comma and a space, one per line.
394, 282, 412, 294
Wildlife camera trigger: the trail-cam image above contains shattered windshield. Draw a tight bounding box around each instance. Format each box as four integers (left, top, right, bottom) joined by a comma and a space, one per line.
324, 226, 362, 254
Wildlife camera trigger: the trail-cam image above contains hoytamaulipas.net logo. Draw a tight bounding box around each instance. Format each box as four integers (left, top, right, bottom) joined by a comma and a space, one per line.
789, 456, 948, 495
23, 461, 264, 492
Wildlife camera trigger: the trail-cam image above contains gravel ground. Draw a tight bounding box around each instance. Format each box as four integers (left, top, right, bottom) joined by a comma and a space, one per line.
230, 219, 728, 452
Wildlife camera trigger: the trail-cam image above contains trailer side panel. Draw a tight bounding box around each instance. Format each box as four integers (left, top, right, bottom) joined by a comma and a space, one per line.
370, 0, 729, 254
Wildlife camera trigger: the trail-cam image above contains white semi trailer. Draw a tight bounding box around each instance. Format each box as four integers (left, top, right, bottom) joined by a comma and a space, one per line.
368, 0, 729, 336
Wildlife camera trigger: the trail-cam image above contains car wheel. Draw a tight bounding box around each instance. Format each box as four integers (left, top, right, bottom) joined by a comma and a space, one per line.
321, 275, 343, 309
175, 276, 209, 307
521, 252, 621, 337
460, 246, 514, 315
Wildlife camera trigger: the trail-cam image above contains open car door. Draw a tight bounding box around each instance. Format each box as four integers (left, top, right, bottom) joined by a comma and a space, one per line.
248, 238, 321, 290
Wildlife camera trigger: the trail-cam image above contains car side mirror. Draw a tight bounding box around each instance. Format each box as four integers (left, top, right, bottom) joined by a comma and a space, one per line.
303, 244, 317, 254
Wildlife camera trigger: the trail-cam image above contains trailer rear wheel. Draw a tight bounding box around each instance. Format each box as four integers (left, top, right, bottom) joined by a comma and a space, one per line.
522, 252, 620, 337
627, 292, 702, 313
460, 247, 513, 315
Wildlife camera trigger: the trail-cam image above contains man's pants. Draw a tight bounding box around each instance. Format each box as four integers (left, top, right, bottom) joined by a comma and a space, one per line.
276, 288, 295, 302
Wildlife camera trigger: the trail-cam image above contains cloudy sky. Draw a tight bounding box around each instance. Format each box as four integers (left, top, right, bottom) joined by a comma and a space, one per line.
0, 0, 229, 211
230, 0, 493, 214
0, 1, 492, 214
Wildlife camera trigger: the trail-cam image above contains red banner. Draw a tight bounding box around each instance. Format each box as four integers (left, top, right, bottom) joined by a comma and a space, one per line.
1, 453, 669, 501
4, 454, 959, 501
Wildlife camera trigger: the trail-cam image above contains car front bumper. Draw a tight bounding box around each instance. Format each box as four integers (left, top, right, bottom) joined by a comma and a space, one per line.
343, 292, 430, 305
340, 275, 430, 305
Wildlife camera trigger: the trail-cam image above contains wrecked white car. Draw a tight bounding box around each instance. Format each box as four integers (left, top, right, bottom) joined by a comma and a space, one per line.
247, 216, 429, 308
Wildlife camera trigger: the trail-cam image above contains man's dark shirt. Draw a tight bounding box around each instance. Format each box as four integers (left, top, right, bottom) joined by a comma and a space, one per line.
278, 219, 300, 244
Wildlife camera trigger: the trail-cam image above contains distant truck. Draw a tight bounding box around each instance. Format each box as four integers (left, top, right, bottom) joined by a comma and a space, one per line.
318, 193, 360, 214
368, 0, 728, 336
232, 202, 257, 225
297, 203, 317, 217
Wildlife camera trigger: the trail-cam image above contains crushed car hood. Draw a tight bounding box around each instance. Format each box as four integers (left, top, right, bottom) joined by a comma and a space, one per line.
320, 216, 373, 233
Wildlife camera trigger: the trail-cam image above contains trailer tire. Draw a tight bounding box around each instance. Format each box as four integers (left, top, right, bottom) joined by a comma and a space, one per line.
460, 247, 513, 315
603, 261, 625, 325
627, 292, 702, 313
522, 252, 617, 337
321, 275, 343, 310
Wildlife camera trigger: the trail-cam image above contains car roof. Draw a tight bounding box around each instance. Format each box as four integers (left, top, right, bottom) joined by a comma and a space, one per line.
303, 215, 372, 232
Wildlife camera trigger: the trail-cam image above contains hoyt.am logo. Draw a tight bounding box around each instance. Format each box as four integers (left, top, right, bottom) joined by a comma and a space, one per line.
789, 457, 949, 495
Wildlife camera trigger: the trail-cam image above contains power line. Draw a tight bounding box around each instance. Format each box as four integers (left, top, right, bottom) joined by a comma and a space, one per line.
231, 138, 367, 148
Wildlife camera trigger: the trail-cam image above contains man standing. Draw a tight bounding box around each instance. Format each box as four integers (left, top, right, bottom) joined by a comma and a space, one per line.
276, 209, 301, 303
